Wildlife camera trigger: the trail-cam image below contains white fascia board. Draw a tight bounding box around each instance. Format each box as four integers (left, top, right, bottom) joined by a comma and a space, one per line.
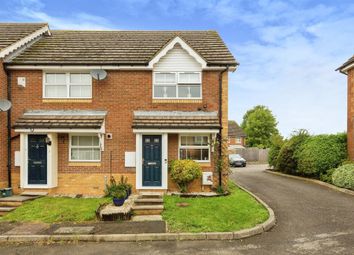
15, 128, 102, 133
148, 36, 207, 68
0, 25, 50, 58
133, 129, 219, 134
340, 63, 354, 74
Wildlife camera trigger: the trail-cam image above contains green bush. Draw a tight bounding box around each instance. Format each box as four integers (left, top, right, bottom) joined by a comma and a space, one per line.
275, 129, 309, 174
104, 176, 128, 197
268, 134, 285, 168
320, 168, 335, 184
296, 133, 347, 177
169, 160, 202, 193
332, 164, 354, 190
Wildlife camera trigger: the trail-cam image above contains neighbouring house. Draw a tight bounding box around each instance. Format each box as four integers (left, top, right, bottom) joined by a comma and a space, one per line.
0, 23, 50, 189
228, 120, 246, 149
0, 23, 238, 196
337, 55, 354, 160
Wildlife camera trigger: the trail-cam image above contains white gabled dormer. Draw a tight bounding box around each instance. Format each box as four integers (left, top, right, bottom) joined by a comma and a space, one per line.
150, 36, 206, 99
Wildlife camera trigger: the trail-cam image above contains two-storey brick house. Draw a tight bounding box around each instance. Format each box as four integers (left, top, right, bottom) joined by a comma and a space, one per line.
0, 23, 50, 189
228, 120, 246, 149
0, 23, 237, 196
338, 55, 354, 160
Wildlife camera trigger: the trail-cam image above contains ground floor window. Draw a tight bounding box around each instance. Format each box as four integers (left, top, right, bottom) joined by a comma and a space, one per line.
179, 135, 210, 162
70, 135, 101, 161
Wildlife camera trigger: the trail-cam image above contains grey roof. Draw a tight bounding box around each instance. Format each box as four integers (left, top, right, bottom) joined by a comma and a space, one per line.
228, 120, 246, 138
8, 30, 237, 66
14, 110, 106, 129
0, 23, 48, 51
337, 55, 354, 72
133, 111, 220, 129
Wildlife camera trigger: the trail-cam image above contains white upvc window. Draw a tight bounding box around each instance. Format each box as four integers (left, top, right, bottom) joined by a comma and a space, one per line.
43, 72, 92, 98
179, 134, 210, 162
153, 72, 202, 99
69, 134, 101, 162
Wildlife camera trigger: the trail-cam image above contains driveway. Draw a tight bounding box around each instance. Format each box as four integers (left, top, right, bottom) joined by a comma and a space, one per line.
1, 164, 354, 255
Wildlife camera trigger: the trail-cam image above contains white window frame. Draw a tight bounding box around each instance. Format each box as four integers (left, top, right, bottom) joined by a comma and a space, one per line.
153, 71, 202, 99
69, 134, 101, 162
43, 72, 92, 99
236, 137, 242, 143
178, 134, 210, 163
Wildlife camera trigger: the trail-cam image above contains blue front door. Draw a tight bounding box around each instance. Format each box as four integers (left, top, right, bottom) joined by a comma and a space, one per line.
142, 135, 162, 187
28, 135, 47, 185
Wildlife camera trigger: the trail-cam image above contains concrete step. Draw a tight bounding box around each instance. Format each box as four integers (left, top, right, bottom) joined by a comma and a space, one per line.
21, 191, 47, 197
134, 198, 163, 205
0, 195, 40, 207
138, 192, 163, 199
131, 215, 163, 222
0, 201, 22, 207
0, 207, 16, 216
132, 205, 164, 216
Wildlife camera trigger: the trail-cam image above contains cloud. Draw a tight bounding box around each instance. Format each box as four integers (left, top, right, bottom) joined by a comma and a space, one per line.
15, 0, 113, 30
227, 1, 354, 137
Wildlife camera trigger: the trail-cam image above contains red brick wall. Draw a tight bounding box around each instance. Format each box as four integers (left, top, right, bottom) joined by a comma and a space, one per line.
7, 70, 225, 194
348, 68, 354, 160
228, 137, 245, 147
0, 61, 8, 188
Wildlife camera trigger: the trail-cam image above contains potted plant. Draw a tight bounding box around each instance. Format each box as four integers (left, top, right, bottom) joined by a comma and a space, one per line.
112, 189, 127, 207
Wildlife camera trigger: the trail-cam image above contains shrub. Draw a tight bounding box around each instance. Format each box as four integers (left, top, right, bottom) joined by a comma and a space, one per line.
169, 159, 202, 193
111, 189, 126, 199
275, 129, 309, 174
296, 133, 347, 177
320, 168, 335, 184
268, 134, 285, 168
332, 164, 354, 190
104, 176, 127, 197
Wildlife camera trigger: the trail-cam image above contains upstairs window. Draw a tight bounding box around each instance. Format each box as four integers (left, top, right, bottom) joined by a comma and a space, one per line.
44, 73, 92, 98
153, 72, 201, 99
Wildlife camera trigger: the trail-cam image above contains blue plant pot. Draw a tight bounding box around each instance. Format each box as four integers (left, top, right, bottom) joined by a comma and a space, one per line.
113, 197, 125, 206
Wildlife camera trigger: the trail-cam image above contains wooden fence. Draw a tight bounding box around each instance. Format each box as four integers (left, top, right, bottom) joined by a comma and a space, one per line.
228, 147, 269, 163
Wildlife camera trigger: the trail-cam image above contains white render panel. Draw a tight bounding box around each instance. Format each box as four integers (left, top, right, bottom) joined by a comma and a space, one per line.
154, 44, 202, 72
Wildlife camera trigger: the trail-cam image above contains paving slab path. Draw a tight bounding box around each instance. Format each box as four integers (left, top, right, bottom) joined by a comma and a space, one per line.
1, 164, 354, 254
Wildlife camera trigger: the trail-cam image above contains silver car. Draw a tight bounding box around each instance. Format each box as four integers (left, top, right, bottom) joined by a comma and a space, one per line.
229, 154, 247, 167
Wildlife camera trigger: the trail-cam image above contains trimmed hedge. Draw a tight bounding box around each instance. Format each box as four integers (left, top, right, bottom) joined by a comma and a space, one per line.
275, 130, 309, 174
332, 164, 354, 190
296, 133, 347, 177
169, 159, 202, 193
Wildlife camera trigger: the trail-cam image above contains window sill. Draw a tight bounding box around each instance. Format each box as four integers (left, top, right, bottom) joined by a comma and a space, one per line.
152, 99, 202, 104
68, 162, 101, 167
43, 99, 92, 103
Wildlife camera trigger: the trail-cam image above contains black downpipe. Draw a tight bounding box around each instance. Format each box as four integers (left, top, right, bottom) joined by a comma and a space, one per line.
218, 66, 229, 188
6, 70, 11, 188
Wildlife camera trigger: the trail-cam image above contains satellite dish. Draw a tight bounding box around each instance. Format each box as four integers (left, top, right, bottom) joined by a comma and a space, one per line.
90, 69, 107, 81
0, 99, 11, 112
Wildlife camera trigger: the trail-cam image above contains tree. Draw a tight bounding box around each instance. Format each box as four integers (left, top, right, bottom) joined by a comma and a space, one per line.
241, 105, 279, 148
268, 134, 285, 168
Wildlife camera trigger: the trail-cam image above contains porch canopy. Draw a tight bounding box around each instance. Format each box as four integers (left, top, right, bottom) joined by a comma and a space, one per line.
132, 110, 220, 133
13, 110, 106, 133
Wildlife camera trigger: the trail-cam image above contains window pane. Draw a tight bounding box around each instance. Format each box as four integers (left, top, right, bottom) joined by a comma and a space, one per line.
45, 74, 56, 84
181, 136, 187, 146
93, 148, 100, 160
202, 136, 209, 146
70, 73, 91, 84
180, 149, 187, 159
70, 74, 81, 83
190, 85, 201, 98
201, 149, 209, 161
71, 136, 79, 146
46, 73, 66, 84
45, 85, 67, 98
178, 86, 189, 98
81, 74, 91, 84
154, 86, 164, 98
155, 73, 176, 84
179, 73, 200, 83
70, 85, 91, 98
165, 86, 176, 97
78, 136, 93, 146
92, 136, 99, 146
71, 148, 80, 160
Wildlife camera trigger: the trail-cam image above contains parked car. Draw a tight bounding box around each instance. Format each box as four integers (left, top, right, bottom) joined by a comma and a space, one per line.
229, 154, 247, 167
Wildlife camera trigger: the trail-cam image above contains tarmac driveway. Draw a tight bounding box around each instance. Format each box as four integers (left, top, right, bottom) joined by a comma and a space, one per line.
1, 164, 354, 255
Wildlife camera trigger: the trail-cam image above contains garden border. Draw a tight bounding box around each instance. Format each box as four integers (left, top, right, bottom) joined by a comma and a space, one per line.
265, 170, 354, 196
0, 184, 276, 243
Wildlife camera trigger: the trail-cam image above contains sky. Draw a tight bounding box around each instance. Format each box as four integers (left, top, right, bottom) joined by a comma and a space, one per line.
0, 0, 353, 137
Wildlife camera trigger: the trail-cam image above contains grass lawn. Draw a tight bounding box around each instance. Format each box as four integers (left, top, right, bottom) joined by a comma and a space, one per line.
162, 182, 269, 232
0, 197, 110, 223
